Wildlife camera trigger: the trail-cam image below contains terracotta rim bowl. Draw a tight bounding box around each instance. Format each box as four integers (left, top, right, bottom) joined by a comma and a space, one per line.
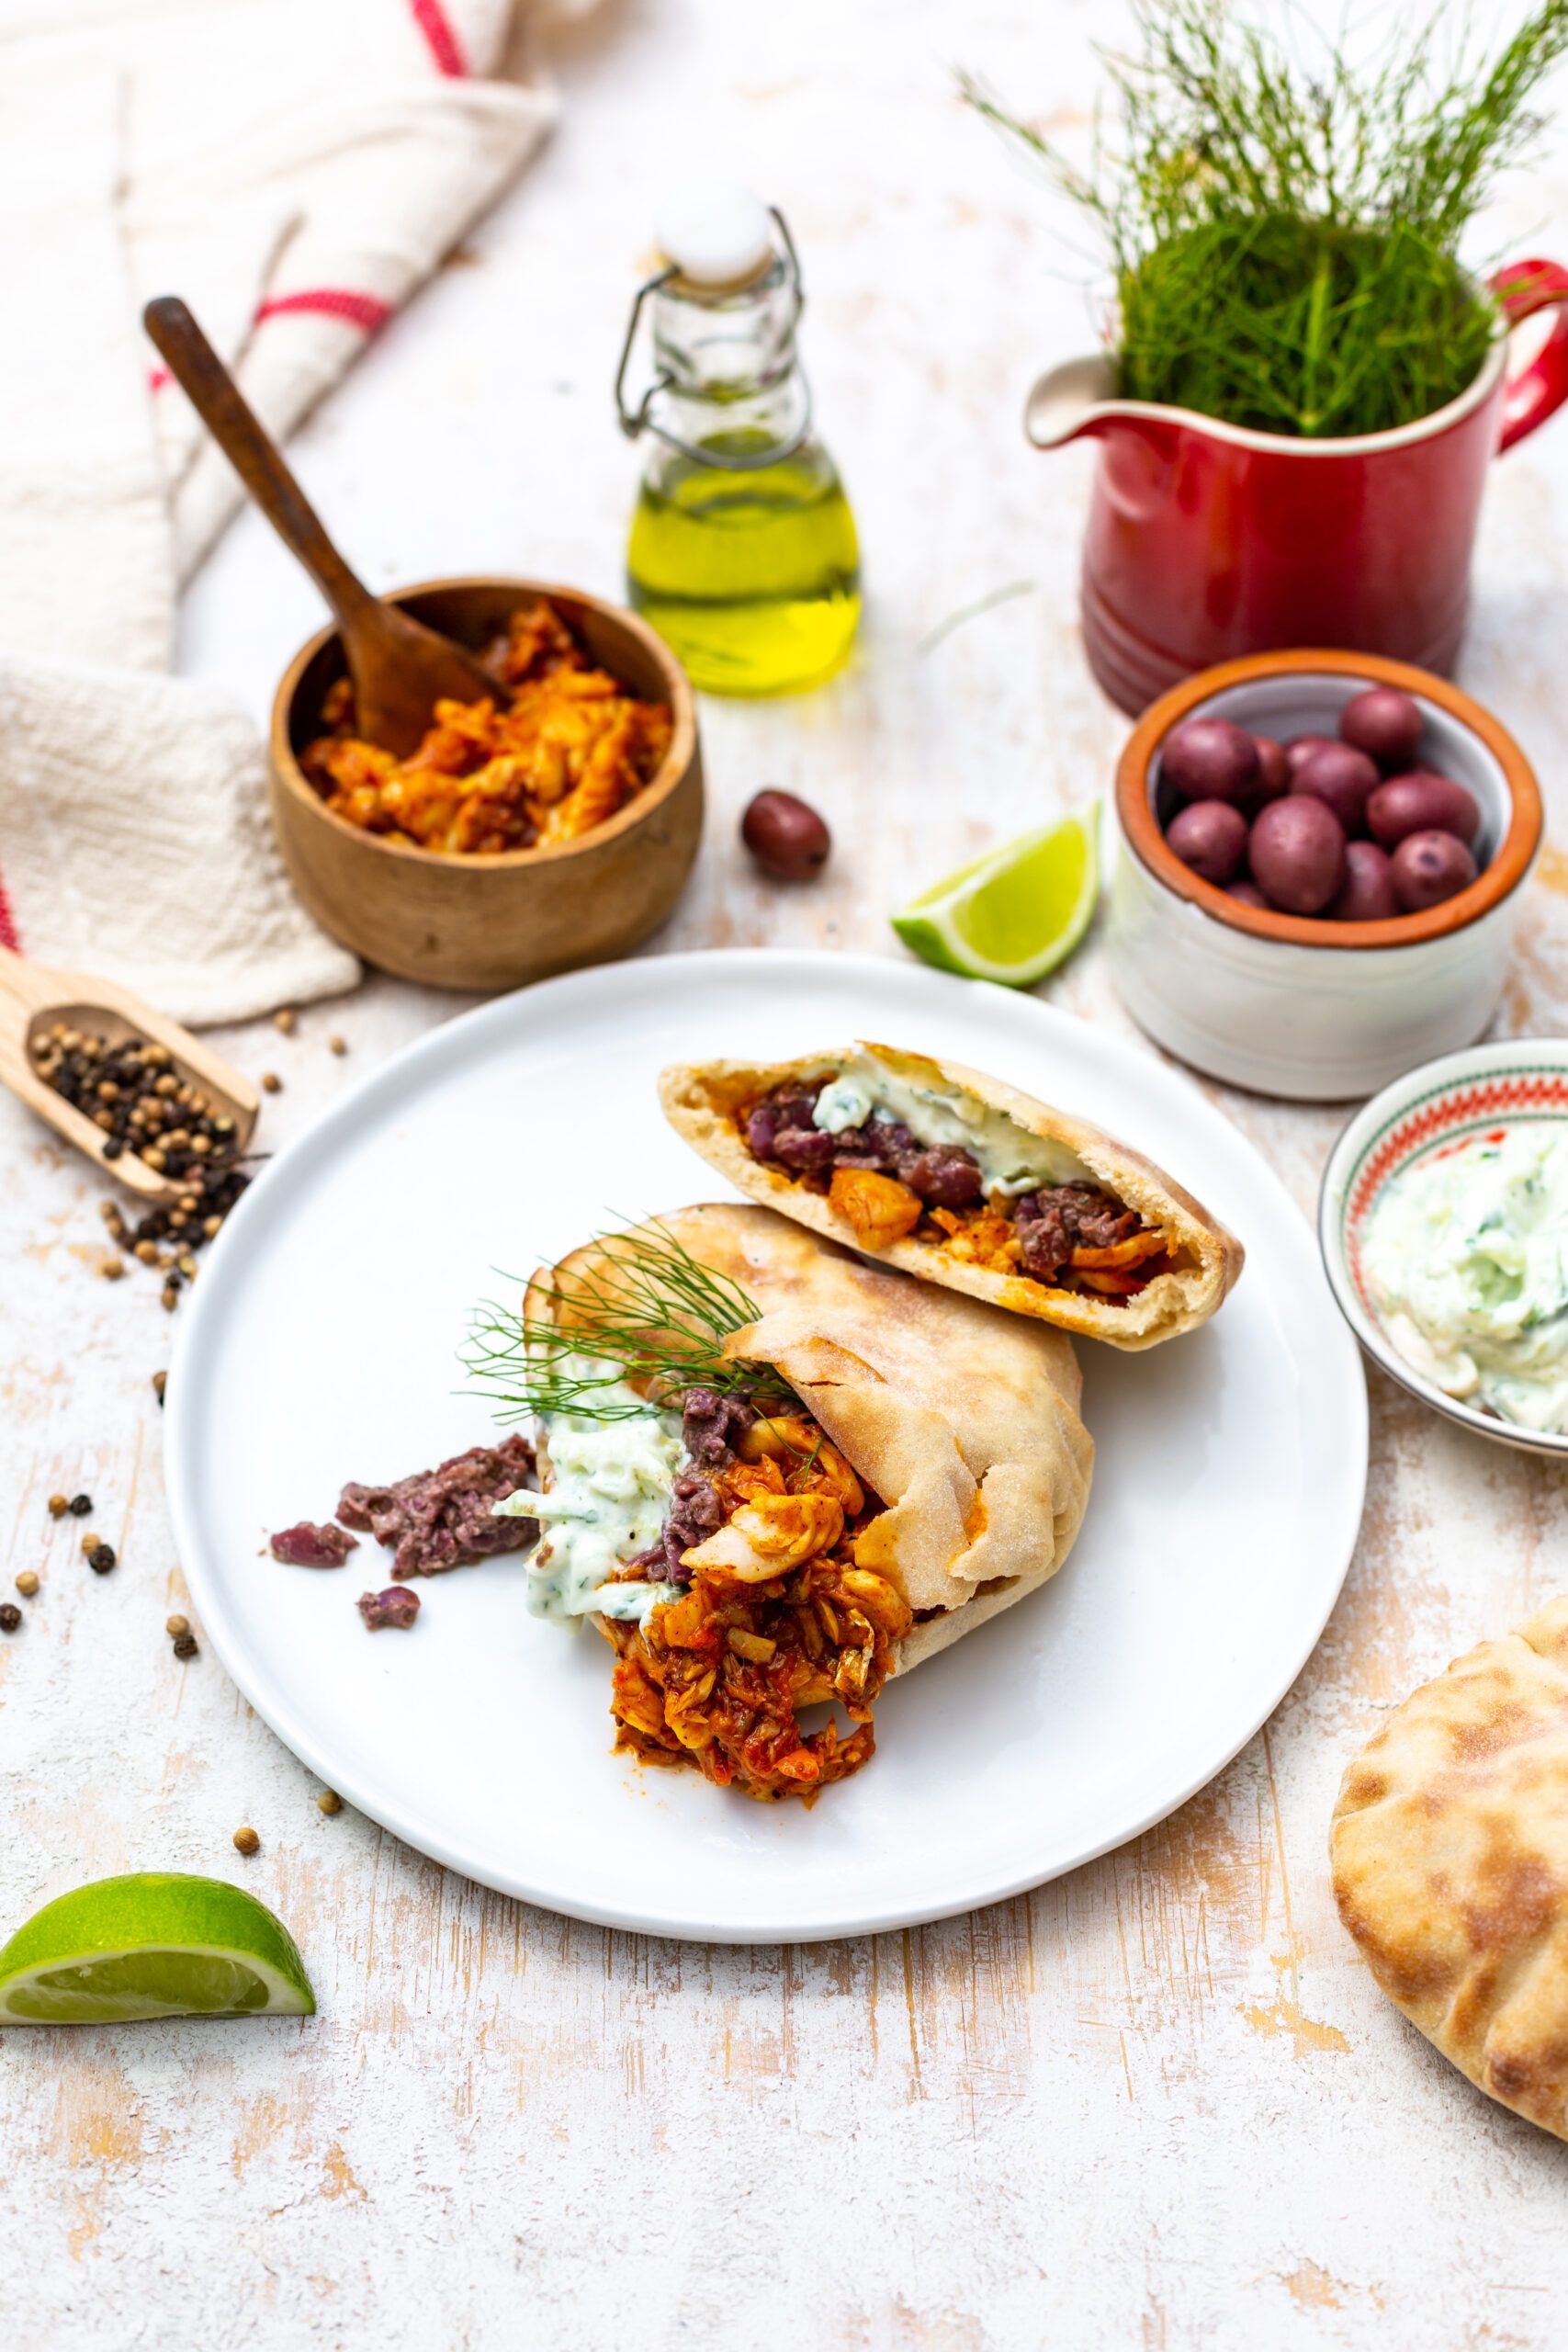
269, 577, 703, 992
1115, 649, 1541, 951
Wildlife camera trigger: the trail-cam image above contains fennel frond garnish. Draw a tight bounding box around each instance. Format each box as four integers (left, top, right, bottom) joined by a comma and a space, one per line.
465, 1217, 795, 1425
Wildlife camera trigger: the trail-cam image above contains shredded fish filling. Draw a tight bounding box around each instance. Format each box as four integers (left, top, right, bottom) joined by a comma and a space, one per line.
600, 1410, 912, 1803
739, 1078, 1171, 1300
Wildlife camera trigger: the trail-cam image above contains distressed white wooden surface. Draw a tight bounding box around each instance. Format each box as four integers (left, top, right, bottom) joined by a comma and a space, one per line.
7, 2, 1568, 2344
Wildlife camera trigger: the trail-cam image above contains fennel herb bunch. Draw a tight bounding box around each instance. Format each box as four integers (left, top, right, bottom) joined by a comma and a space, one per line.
466, 1218, 794, 1427
964, 0, 1568, 437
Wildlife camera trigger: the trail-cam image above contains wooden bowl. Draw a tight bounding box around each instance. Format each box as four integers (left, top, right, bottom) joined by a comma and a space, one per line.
269, 577, 703, 992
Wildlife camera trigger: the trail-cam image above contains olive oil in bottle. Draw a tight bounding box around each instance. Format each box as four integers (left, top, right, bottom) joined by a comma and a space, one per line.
616, 187, 860, 697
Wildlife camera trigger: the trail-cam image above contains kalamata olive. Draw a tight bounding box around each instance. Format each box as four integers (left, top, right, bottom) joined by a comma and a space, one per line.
1290, 741, 1380, 836
1366, 769, 1481, 851
1390, 829, 1479, 912
1247, 736, 1291, 808
1248, 794, 1348, 914
1224, 878, 1269, 908
741, 789, 831, 879
1327, 840, 1397, 922
1166, 798, 1249, 884
1339, 685, 1424, 771
1284, 734, 1339, 779
1158, 718, 1259, 806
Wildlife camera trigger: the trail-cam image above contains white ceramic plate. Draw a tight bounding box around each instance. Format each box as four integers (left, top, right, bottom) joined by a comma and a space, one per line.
165, 952, 1366, 1942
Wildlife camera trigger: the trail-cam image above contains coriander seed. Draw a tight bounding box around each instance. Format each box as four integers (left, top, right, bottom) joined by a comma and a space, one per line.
274, 1008, 297, 1035
232, 1826, 259, 1856
165, 1613, 189, 1637
329, 1035, 348, 1056
15, 1571, 39, 1598
261, 1072, 282, 1094
48, 1494, 68, 1518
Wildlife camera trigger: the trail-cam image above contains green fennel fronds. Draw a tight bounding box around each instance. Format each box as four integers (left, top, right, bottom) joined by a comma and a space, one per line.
963, 0, 1568, 437
465, 1217, 795, 1427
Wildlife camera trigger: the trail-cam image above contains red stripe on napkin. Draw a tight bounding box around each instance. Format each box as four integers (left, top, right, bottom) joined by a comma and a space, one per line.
409, 0, 468, 76
254, 289, 393, 334
148, 289, 390, 391
0, 865, 21, 953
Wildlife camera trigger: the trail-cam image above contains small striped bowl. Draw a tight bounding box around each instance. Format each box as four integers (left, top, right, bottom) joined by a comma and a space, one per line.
1318, 1037, 1568, 1456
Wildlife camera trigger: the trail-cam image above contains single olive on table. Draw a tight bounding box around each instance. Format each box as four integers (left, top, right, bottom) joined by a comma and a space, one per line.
741, 789, 831, 880
1156, 684, 1483, 924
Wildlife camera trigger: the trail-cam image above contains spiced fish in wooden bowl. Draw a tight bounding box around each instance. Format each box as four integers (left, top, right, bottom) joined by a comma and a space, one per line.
144, 296, 703, 997
270, 579, 702, 992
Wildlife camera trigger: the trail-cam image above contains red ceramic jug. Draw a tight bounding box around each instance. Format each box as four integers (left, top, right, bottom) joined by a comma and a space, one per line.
1028, 261, 1568, 715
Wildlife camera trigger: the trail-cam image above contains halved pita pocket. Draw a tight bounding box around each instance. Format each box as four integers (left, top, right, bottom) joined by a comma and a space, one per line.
1332, 1597, 1568, 2141
659, 1041, 1242, 1349
517, 1204, 1093, 1800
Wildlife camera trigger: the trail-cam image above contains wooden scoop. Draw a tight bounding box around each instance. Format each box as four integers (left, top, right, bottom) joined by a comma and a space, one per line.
143, 296, 501, 756
0, 946, 259, 1204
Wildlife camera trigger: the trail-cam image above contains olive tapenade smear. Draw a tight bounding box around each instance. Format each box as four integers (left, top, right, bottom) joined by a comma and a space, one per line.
471, 1218, 912, 1803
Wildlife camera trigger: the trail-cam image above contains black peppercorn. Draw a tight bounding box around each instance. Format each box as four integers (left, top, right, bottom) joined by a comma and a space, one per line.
172, 1632, 198, 1659
87, 1543, 117, 1574
68, 1492, 93, 1516
0, 1604, 20, 1633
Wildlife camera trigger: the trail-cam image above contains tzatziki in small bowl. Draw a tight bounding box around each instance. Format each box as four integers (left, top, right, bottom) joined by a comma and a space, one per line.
1320, 1039, 1568, 1455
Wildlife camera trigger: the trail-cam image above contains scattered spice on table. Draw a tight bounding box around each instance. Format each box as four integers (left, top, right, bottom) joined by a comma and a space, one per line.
317, 1791, 343, 1815
28, 1026, 254, 1309
152, 1371, 167, 1406
15, 1572, 39, 1598
166, 1613, 189, 1637
0, 1604, 22, 1633
232, 1826, 260, 1856
68, 1494, 92, 1517
261, 1072, 282, 1094
100, 1254, 125, 1281
87, 1544, 117, 1575
172, 1632, 198, 1660
48, 1494, 69, 1519
274, 1008, 297, 1035
329, 1035, 348, 1057
358, 1587, 421, 1630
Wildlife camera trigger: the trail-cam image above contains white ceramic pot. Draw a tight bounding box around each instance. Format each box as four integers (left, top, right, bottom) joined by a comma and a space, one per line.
1107, 651, 1541, 1102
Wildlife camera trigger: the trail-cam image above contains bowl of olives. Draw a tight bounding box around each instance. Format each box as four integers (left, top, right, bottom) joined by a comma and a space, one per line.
1108, 650, 1542, 1101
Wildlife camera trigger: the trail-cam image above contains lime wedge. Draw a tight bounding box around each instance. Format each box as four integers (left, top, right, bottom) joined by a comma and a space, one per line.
0, 1872, 315, 2023
890, 807, 1100, 988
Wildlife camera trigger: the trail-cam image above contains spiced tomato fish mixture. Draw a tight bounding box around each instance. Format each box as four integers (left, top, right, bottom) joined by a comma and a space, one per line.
469, 1204, 1094, 1803
660, 1041, 1244, 1347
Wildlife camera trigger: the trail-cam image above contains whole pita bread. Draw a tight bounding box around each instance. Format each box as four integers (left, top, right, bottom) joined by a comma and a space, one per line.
658, 1042, 1243, 1350
1331, 1596, 1568, 2140
539, 1203, 1094, 1669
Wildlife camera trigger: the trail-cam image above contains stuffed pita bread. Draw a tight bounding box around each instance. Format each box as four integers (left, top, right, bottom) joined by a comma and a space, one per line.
658, 1042, 1242, 1349
1332, 1596, 1568, 2141
480, 1203, 1092, 1802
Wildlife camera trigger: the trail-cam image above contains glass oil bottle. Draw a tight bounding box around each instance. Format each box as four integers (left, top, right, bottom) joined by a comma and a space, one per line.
615, 187, 860, 697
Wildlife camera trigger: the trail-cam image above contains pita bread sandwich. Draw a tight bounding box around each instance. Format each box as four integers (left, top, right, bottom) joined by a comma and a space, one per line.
1332, 1596, 1568, 2142
474, 1203, 1092, 1804
659, 1041, 1243, 1349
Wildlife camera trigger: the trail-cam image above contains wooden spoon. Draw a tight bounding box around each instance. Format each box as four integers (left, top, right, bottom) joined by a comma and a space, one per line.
0, 946, 259, 1204
143, 296, 501, 757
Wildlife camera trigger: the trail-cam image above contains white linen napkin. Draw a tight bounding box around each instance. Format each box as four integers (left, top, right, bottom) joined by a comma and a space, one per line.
0, 0, 583, 1022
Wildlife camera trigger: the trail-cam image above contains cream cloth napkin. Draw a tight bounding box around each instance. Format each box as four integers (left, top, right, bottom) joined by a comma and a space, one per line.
0, 0, 583, 1023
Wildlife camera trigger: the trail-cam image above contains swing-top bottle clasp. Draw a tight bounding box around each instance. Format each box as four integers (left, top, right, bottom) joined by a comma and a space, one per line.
614, 190, 814, 471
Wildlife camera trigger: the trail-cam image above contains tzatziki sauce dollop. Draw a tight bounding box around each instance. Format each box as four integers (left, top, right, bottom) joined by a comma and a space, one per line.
492, 1352, 684, 1625
1361, 1125, 1568, 1433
